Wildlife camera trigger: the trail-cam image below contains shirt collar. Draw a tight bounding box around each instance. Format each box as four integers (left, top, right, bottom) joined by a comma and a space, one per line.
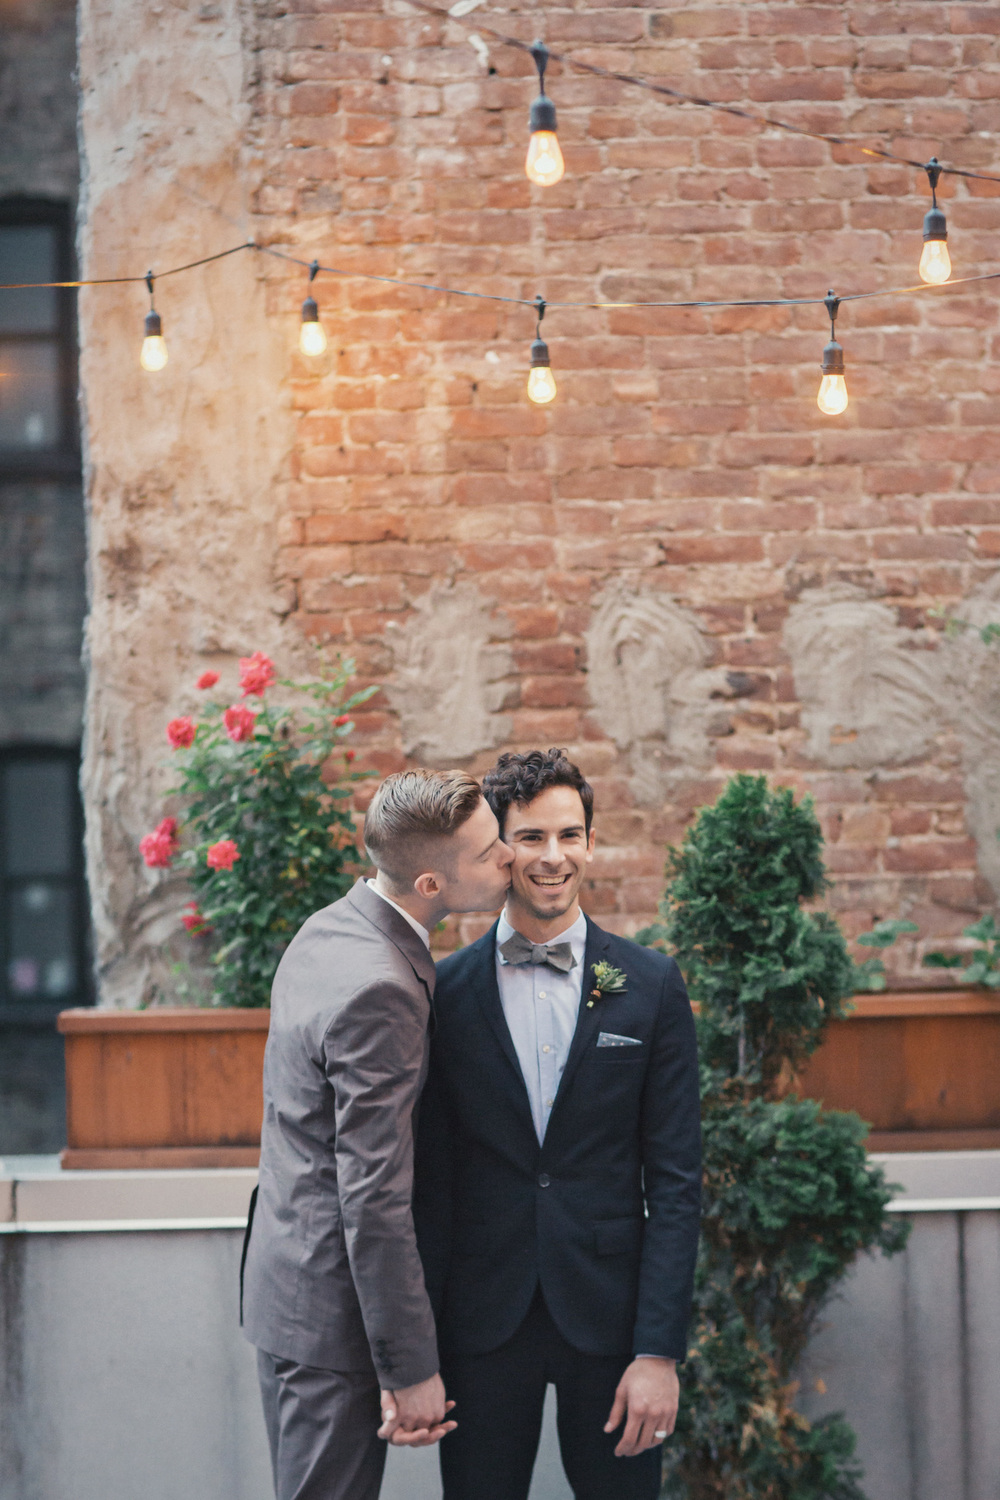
366, 879, 431, 949
496, 908, 587, 965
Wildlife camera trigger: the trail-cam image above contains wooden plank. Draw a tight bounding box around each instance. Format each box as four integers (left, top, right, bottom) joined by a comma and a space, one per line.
58, 1007, 270, 1033
60, 1147, 261, 1170
848, 991, 1000, 1018
866, 1129, 1000, 1153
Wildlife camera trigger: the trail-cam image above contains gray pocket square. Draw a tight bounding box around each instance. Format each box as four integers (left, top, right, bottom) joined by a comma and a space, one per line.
597, 1032, 642, 1048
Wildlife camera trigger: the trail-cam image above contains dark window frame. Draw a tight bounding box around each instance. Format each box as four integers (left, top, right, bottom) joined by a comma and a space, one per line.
0, 196, 80, 480
0, 744, 92, 1025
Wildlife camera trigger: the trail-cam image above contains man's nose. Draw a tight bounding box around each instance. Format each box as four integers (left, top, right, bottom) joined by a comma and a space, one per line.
499, 840, 514, 867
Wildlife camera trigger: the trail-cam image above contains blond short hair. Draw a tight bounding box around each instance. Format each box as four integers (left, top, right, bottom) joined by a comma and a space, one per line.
364, 769, 482, 892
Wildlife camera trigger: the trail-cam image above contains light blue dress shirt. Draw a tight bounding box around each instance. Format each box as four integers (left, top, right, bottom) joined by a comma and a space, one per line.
495, 909, 587, 1145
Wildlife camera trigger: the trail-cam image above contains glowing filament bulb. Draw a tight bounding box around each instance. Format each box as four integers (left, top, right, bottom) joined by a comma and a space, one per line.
527, 364, 557, 404
919, 238, 951, 285
817, 373, 848, 416
299, 318, 328, 357
140, 310, 168, 371
526, 131, 565, 187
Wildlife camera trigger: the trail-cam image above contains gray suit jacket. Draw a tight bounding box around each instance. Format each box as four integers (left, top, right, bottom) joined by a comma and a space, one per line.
241, 878, 440, 1388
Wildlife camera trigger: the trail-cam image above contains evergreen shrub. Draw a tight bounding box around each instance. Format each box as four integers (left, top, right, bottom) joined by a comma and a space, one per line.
638, 774, 909, 1499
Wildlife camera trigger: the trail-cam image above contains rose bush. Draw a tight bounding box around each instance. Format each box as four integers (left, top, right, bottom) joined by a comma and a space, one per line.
139, 652, 375, 1007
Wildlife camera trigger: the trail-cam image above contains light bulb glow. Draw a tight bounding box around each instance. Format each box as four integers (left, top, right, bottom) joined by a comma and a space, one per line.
527, 365, 557, 404
299, 318, 328, 357
525, 131, 565, 187
817, 373, 848, 416
140, 334, 168, 372
918, 238, 951, 285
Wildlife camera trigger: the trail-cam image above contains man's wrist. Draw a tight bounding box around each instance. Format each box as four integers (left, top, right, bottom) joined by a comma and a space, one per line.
633, 1353, 676, 1363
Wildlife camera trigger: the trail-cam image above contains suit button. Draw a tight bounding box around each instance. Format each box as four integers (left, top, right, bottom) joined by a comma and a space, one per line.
538, 1173, 551, 1188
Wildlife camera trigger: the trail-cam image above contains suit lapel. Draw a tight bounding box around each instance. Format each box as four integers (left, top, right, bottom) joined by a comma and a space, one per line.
470, 923, 538, 1134
549, 918, 612, 1117
346, 878, 436, 995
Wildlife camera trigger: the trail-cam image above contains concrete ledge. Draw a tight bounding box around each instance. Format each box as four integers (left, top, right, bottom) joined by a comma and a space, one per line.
2, 1150, 999, 1233
0, 1155, 257, 1232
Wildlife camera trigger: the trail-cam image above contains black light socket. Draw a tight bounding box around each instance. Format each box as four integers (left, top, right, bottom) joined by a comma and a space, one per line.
530, 336, 551, 368
144, 309, 162, 338
301, 295, 320, 323
820, 338, 844, 375
922, 205, 948, 243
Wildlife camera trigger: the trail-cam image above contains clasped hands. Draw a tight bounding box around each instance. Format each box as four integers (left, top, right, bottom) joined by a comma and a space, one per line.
378, 1356, 678, 1455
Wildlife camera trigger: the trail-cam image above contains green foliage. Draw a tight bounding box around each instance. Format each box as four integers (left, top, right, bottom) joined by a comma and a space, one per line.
640, 775, 908, 1500
851, 919, 919, 993
148, 655, 373, 1007
924, 913, 1000, 988
660, 775, 857, 1092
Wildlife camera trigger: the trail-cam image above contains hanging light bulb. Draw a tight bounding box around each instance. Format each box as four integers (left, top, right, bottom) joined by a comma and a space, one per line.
525, 41, 565, 187
817, 290, 848, 416
139, 272, 168, 372
526, 295, 557, 404
918, 157, 951, 285
299, 259, 328, 356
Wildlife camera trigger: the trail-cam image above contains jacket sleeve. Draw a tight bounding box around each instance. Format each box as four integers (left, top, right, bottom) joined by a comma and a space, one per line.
323, 977, 439, 1390
413, 1045, 455, 1318
633, 958, 702, 1361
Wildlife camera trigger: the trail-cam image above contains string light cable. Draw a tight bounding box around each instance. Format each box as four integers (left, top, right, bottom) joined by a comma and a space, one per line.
6, 241, 1000, 415
404, 0, 1000, 188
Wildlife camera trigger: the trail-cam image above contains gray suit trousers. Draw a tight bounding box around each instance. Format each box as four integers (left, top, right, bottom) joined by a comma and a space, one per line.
257, 1349, 386, 1500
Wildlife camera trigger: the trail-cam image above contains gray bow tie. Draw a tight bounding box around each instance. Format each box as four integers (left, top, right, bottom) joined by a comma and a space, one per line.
498, 932, 577, 973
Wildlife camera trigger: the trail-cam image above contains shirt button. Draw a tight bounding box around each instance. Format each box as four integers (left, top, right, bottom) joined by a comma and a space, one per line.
546, 1099, 554, 1108
538, 991, 547, 999
542, 1045, 551, 1053
538, 1173, 551, 1188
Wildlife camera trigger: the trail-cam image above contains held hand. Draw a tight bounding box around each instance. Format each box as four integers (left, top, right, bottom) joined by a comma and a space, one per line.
378, 1374, 456, 1446
604, 1357, 679, 1458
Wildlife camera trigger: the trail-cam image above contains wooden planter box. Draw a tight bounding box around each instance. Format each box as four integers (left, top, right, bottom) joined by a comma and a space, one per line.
58, 989, 1000, 1170
796, 990, 1000, 1151
57, 1007, 269, 1169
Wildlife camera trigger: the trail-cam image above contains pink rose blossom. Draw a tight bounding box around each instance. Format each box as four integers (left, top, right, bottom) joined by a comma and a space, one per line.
139, 816, 179, 869
345, 749, 356, 764
239, 652, 277, 697
167, 716, 196, 749
206, 839, 240, 872
223, 704, 257, 742
181, 903, 212, 936
334, 714, 351, 727
196, 670, 219, 690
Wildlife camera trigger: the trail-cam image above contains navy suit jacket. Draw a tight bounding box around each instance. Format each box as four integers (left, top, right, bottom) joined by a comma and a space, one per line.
414, 917, 701, 1362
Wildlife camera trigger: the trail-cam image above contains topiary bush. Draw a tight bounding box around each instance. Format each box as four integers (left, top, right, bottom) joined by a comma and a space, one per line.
638, 774, 908, 1500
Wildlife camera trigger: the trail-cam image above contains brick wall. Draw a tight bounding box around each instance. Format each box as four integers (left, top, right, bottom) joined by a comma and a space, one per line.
252, 4, 1000, 973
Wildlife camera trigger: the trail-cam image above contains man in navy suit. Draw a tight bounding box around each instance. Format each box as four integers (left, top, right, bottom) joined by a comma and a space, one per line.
413, 749, 701, 1500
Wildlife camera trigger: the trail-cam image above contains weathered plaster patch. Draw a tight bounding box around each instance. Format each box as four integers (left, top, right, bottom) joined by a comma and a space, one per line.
585, 585, 730, 805
388, 581, 514, 763
941, 574, 1000, 895
784, 584, 943, 770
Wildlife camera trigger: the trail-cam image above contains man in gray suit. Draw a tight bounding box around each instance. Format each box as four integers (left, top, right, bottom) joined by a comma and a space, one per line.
242, 768, 513, 1500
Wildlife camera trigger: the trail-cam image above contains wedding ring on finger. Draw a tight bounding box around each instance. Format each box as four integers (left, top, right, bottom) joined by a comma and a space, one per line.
654, 1430, 668, 1440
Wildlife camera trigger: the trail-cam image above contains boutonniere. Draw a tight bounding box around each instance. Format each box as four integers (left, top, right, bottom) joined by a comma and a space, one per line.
587, 961, 628, 1007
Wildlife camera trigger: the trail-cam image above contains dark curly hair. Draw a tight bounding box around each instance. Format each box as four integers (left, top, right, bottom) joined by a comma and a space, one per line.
482, 748, 594, 837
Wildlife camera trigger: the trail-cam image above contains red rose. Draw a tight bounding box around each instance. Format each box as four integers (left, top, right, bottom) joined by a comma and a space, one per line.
206, 838, 240, 871
139, 816, 179, 869
334, 714, 351, 727
223, 704, 257, 742
181, 903, 212, 936
196, 670, 219, 690
167, 716, 196, 749
239, 652, 277, 697
345, 749, 356, 763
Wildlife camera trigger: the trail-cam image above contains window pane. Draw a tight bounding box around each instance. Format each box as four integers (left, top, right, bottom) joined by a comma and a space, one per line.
3, 760, 74, 877
0, 226, 59, 335
0, 339, 62, 450
6, 882, 76, 1000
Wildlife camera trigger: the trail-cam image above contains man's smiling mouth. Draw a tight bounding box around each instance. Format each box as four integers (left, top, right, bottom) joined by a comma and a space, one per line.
530, 873, 571, 887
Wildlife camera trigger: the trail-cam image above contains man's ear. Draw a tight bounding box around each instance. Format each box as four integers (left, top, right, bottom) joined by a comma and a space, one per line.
413, 871, 443, 901
585, 827, 596, 861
